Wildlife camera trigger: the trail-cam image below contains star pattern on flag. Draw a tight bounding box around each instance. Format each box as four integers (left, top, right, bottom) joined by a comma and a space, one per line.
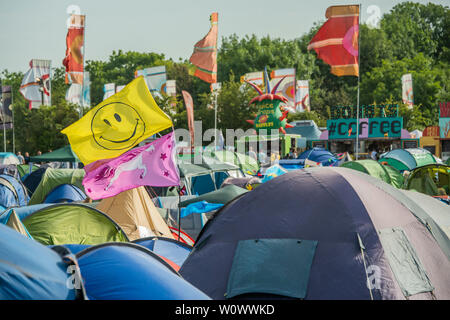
160, 153, 167, 160
163, 170, 170, 177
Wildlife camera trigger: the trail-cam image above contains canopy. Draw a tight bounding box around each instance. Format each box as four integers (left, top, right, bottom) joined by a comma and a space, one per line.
340, 160, 404, 188
28, 168, 85, 205
29, 145, 79, 163
379, 148, 437, 172
180, 167, 450, 300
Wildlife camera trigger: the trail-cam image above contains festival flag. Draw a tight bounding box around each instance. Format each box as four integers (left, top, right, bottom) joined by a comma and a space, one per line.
103, 83, 115, 100
82, 132, 180, 200
19, 59, 52, 109
240, 71, 264, 89
61, 76, 173, 165
295, 80, 310, 112
165, 80, 177, 97
1, 85, 13, 126
189, 12, 218, 83
63, 14, 85, 84
270, 68, 296, 109
307, 5, 359, 77
135, 66, 167, 99
181, 90, 195, 147
401, 74, 414, 108
65, 72, 90, 107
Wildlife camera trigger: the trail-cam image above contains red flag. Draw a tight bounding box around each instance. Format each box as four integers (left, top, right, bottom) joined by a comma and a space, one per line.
307, 5, 359, 77
189, 13, 218, 83
63, 14, 85, 84
182, 90, 195, 148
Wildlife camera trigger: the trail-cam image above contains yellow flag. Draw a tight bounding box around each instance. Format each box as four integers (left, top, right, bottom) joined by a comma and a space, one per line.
61, 76, 172, 165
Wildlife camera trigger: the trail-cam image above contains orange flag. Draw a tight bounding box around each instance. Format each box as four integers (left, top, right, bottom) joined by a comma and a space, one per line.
189, 12, 218, 83
63, 14, 85, 84
307, 5, 359, 77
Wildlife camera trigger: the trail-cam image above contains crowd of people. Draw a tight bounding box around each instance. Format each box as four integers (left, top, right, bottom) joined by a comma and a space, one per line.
15, 151, 42, 164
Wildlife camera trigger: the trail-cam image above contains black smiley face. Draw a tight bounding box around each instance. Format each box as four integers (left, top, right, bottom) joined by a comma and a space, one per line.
91, 102, 146, 150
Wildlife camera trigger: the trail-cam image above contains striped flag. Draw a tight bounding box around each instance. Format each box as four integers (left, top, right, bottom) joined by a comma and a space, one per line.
189, 12, 218, 83
19, 59, 52, 109
308, 5, 359, 77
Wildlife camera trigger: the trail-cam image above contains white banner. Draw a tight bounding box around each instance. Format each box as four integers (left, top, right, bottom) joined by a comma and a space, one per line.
401, 73, 413, 108
165, 80, 177, 96
135, 66, 167, 99
295, 80, 310, 112
19, 59, 51, 109
103, 83, 115, 100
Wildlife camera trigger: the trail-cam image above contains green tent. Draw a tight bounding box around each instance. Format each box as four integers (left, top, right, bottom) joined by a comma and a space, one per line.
212, 150, 259, 176
378, 148, 437, 172
404, 164, 450, 197
340, 159, 404, 188
28, 168, 85, 205
29, 145, 79, 163
17, 164, 40, 179
22, 203, 128, 245
179, 185, 249, 207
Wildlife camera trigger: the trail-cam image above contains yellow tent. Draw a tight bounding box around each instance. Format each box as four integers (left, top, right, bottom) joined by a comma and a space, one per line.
97, 186, 173, 241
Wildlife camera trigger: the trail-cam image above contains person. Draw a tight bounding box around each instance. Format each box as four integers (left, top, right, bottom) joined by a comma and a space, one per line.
258, 150, 268, 165
24, 152, 30, 164
16, 151, 25, 164
370, 148, 378, 161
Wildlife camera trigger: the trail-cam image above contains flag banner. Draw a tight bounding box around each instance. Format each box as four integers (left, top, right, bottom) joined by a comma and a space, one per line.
61, 76, 173, 165
270, 69, 296, 108
165, 80, 177, 97
401, 74, 414, 108
116, 85, 125, 93
240, 71, 264, 86
180, 201, 224, 218
19, 59, 52, 109
295, 80, 310, 112
1, 85, 13, 123
103, 83, 115, 101
182, 90, 195, 147
83, 132, 180, 200
63, 14, 85, 84
135, 66, 167, 99
189, 12, 218, 83
307, 5, 359, 77
65, 72, 90, 107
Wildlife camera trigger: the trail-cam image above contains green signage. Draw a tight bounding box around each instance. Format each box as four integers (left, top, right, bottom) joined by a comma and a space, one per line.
327, 117, 403, 139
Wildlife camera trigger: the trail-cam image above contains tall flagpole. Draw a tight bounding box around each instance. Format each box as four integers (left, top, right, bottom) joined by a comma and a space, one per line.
355, 4, 361, 160
80, 14, 86, 118
11, 88, 15, 154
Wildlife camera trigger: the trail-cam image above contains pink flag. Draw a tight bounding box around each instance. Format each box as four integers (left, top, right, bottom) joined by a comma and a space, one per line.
83, 132, 180, 200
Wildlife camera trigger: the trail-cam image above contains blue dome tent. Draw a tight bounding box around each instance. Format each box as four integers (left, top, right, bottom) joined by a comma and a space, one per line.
44, 184, 87, 203
75, 243, 210, 300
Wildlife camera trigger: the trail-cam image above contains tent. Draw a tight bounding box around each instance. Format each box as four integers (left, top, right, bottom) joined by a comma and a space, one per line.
17, 163, 40, 180
404, 164, 450, 197
212, 150, 260, 176
0, 164, 20, 180
96, 186, 173, 241
379, 148, 437, 172
446, 158, 450, 166
28, 168, 85, 205
0, 223, 84, 299
44, 184, 87, 203
279, 147, 339, 170
0, 152, 20, 165
0, 174, 30, 210
340, 160, 404, 188
179, 185, 248, 207
29, 145, 79, 163
20, 203, 128, 245
180, 167, 450, 300
132, 236, 193, 271
23, 165, 50, 195
75, 242, 210, 300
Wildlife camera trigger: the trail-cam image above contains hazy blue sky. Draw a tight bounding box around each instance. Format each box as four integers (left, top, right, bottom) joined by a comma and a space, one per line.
1, 0, 448, 73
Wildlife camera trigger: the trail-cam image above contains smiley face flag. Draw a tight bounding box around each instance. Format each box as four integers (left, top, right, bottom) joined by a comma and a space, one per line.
61, 76, 172, 165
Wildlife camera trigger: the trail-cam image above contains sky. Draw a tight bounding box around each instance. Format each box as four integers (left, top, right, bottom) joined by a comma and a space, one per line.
0, 0, 448, 73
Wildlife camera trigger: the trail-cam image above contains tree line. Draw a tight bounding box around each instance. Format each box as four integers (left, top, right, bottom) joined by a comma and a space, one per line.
0, 1, 448, 155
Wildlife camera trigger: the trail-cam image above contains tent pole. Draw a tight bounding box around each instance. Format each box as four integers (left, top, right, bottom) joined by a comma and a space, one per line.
177, 186, 181, 241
